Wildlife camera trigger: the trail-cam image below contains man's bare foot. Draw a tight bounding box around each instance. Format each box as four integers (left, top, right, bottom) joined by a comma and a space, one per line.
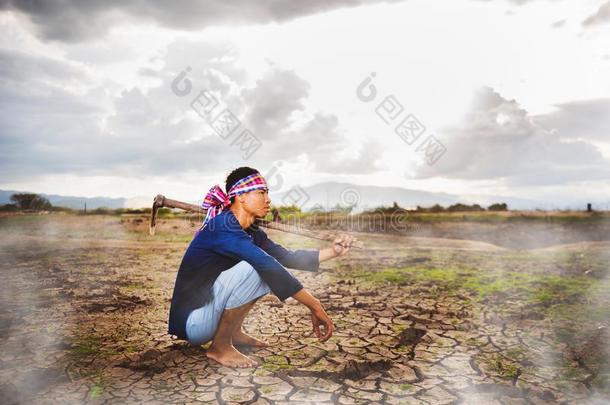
205, 344, 258, 368
232, 330, 268, 347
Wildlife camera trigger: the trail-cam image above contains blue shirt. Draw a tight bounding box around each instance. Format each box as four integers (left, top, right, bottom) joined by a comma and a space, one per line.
168, 209, 320, 339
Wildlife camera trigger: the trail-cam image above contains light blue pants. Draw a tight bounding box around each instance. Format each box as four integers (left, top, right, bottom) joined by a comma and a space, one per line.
185, 260, 271, 346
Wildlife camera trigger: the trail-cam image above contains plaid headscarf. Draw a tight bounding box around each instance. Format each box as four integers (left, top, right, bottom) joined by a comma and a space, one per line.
199, 172, 268, 231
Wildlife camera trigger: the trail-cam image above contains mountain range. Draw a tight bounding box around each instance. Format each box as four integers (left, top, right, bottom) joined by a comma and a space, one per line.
0, 182, 599, 211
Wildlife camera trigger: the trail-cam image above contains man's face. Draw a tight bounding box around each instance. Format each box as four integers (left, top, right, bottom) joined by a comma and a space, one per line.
240, 188, 271, 218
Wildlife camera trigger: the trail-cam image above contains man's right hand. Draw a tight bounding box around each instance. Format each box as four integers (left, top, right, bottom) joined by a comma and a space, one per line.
310, 305, 334, 342
291, 289, 334, 342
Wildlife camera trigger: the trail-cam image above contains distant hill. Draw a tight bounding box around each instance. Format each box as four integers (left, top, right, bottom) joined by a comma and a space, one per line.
1, 183, 597, 211
270, 182, 542, 212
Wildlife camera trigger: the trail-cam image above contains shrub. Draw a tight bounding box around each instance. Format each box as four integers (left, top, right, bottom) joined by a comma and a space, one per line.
9, 193, 52, 211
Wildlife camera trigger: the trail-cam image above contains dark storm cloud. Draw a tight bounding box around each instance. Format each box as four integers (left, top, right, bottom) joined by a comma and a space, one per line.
0, 0, 405, 42
1, 0, 554, 43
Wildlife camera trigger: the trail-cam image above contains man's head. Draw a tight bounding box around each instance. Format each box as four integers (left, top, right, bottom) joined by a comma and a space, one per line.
225, 167, 271, 218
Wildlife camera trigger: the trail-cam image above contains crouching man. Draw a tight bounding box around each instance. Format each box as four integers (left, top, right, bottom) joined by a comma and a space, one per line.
168, 167, 356, 368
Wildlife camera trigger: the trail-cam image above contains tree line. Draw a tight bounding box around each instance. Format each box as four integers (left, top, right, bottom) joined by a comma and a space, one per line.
1, 193, 52, 211
0, 193, 509, 214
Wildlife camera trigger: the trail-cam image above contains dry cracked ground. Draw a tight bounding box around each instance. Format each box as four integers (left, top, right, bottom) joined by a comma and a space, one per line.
0, 214, 608, 404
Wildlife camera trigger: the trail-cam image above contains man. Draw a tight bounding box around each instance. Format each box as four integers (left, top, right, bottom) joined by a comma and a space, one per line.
168, 167, 356, 368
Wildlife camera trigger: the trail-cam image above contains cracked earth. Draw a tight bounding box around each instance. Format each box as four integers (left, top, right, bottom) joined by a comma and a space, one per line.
0, 214, 608, 404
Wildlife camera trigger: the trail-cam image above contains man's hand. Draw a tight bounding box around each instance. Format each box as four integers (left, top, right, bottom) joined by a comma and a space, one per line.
310, 305, 334, 342
292, 289, 334, 342
319, 233, 358, 262
332, 234, 357, 257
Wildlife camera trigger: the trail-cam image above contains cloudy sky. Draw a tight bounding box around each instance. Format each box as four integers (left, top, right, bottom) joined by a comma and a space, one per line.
1, 0, 609, 208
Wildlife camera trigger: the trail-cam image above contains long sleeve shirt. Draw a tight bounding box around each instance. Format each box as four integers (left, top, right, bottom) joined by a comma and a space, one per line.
168, 209, 320, 340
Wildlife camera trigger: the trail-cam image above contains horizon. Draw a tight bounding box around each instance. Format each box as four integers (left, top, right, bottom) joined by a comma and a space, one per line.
2, 180, 608, 212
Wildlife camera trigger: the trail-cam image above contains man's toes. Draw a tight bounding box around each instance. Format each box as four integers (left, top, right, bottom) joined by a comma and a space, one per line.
241, 355, 256, 367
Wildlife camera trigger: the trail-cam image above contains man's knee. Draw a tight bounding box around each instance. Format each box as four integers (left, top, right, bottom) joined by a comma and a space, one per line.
221, 260, 260, 285
220, 261, 270, 305
231, 261, 260, 282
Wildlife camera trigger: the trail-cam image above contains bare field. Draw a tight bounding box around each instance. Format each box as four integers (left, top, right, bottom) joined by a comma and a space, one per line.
0, 214, 608, 404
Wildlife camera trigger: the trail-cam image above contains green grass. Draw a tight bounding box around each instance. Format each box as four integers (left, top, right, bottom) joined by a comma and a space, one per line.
121, 282, 152, 292
505, 347, 524, 360
0, 214, 48, 224
560, 364, 589, 380
88, 383, 104, 400
347, 264, 606, 308
67, 335, 119, 362
262, 355, 294, 372
154, 381, 170, 391
70, 335, 105, 358
548, 304, 609, 323
484, 354, 521, 379
391, 324, 407, 333
83, 369, 107, 399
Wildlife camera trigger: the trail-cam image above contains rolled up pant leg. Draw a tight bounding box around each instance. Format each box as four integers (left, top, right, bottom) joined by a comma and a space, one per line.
185, 261, 271, 345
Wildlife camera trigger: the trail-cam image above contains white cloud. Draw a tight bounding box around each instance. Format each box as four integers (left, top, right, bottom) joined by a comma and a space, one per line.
583, 1, 610, 27
0, 35, 385, 189
414, 87, 610, 186
534, 98, 610, 142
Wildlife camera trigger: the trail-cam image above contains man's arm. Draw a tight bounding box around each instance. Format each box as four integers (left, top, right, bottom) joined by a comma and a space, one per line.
258, 230, 358, 268
257, 230, 320, 271
292, 234, 358, 342
213, 229, 304, 302
291, 289, 334, 342
319, 248, 338, 262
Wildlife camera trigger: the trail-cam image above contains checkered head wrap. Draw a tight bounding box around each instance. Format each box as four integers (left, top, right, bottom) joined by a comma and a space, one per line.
199, 172, 268, 231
